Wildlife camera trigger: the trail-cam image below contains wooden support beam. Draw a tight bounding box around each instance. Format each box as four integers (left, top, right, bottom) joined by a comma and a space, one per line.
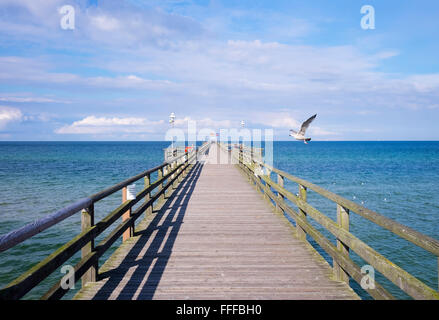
81, 204, 96, 287
297, 184, 307, 242
276, 174, 284, 214
334, 204, 350, 283
158, 167, 164, 203
122, 187, 133, 242
144, 173, 151, 217
173, 161, 179, 188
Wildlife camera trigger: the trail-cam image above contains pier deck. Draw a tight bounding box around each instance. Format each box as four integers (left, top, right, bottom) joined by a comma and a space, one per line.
74, 145, 358, 300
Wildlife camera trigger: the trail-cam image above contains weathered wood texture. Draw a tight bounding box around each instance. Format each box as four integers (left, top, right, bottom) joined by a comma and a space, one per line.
74, 145, 358, 300
233, 144, 438, 300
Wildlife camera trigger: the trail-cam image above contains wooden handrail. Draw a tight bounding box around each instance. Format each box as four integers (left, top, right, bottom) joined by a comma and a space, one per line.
255, 159, 439, 257
0, 143, 209, 300
0, 197, 93, 253
0, 147, 194, 253
220, 142, 439, 300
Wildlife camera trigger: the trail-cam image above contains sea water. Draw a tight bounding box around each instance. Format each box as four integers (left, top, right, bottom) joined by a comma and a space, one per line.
0, 141, 438, 299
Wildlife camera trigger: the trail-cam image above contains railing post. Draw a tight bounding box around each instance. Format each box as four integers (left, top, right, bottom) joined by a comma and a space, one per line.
245, 159, 252, 181
334, 204, 350, 283
180, 156, 185, 181
276, 174, 284, 213
183, 152, 188, 175
262, 168, 269, 201
188, 150, 192, 172
251, 161, 259, 189
158, 166, 164, 203
144, 173, 151, 216
297, 184, 307, 241
122, 187, 133, 242
173, 160, 179, 188
81, 204, 97, 287
175, 159, 180, 183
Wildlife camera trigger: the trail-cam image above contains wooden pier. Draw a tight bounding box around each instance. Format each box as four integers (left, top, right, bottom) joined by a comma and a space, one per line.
0, 142, 438, 300
75, 144, 357, 300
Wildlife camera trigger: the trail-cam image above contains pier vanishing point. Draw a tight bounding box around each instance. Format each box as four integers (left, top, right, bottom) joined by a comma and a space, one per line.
0, 142, 438, 300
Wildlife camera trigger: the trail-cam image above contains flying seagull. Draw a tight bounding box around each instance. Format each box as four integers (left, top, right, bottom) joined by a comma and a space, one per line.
289, 114, 317, 144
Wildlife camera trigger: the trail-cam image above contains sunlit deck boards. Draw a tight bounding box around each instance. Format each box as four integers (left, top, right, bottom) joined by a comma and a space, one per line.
74, 145, 359, 300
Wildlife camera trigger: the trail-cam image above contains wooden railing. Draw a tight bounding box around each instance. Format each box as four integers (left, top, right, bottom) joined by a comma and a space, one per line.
0, 143, 210, 300
219, 142, 439, 300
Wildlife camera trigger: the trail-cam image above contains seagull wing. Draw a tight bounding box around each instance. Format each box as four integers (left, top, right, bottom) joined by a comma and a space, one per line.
298, 114, 317, 135
289, 129, 296, 136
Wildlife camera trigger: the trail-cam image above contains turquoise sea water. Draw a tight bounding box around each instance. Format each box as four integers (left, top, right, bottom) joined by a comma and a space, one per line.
0, 141, 438, 299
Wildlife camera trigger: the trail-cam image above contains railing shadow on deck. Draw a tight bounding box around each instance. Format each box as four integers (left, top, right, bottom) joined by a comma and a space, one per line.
89, 162, 205, 300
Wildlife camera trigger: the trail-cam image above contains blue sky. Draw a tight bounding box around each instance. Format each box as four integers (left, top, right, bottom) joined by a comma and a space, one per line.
0, 0, 438, 140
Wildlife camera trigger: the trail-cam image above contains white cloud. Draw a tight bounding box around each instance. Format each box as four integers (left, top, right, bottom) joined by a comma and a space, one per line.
81, 3, 205, 48
252, 112, 300, 129
1, 6, 438, 115
265, 116, 300, 129
174, 117, 232, 129
0, 95, 70, 103
56, 116, 165, 134
55, 115, 236, 136
250, 111, 338, 137
308, 126, 339, 137
85, 75, 177, 90
90, 15, 121, 31
0, 57, 178, 91
72, 116, 148, 126
407, 74, 439, 93
23, 113, 53, 122
0, 106, 23, 129
1, 0, 62, 14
